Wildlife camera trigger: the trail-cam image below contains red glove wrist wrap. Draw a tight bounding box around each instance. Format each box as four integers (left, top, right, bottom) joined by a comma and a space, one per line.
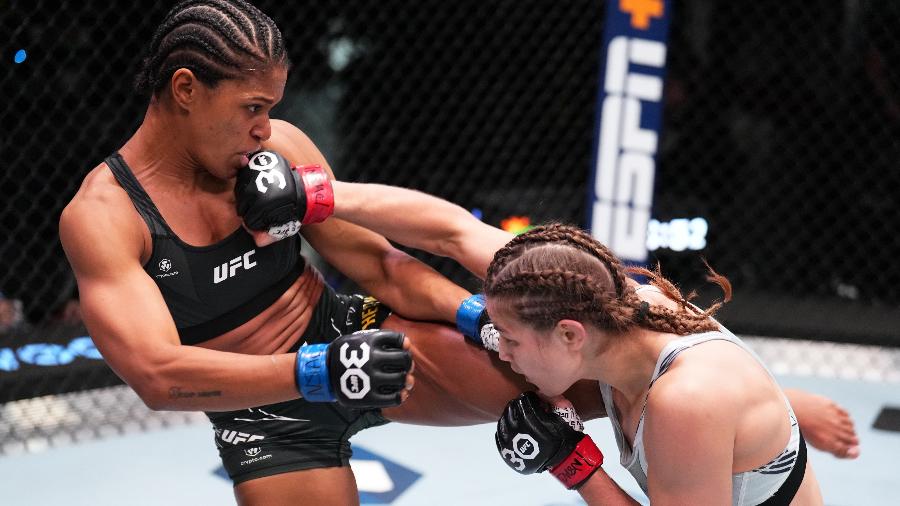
550, 435, 604, 490
295, 165, 335, 224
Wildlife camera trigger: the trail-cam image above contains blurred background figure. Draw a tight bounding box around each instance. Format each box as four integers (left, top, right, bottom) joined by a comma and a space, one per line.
0, 291, 27, 336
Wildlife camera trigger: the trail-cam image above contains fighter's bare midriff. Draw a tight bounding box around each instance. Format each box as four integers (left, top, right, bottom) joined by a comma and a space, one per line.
196, 267, 323, 354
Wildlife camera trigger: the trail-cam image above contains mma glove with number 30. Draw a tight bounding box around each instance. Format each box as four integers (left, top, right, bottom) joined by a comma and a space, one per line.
496, 391, 603, 490
296, 329, 413, 409
234, 150, 334, 243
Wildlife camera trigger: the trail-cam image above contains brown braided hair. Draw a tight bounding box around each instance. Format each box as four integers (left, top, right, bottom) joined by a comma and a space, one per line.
484, 223, 732, 335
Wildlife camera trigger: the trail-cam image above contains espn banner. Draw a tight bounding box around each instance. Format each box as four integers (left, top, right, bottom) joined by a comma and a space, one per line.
588, 0, 672, 263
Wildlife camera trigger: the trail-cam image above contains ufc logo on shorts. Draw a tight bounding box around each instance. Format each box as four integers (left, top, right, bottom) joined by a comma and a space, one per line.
339, 341, 371, 399
591, 35, 665, 262
248, 151, 287, 194
220, 430, 264, 445
500, 433, 541, 472
213, 250, 257, 284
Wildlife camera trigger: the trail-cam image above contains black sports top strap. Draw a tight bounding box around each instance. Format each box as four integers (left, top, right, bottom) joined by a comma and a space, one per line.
105, 152, 168, 235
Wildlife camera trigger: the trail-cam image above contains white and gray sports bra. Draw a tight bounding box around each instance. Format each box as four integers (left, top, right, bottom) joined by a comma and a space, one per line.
601, 288, 804, 505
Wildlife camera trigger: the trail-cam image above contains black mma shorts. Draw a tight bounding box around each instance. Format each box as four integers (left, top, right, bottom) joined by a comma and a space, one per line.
206, 285, 393, 485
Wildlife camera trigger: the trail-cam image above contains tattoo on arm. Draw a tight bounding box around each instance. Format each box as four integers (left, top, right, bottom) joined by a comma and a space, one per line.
168, 386, 222, 399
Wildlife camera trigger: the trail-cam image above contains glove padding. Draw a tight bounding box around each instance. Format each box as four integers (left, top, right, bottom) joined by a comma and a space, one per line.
456, 294, 500, 351
296, 329, 412, 409
235, 150, 334, 243
496, 392, 603, 489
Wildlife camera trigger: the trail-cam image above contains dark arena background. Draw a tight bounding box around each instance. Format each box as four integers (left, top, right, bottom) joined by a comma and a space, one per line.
1, 1, 899, 504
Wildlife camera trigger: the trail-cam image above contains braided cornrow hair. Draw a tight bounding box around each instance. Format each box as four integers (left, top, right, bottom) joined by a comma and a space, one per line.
484, 223, 732, 335
134, 0, 289, 97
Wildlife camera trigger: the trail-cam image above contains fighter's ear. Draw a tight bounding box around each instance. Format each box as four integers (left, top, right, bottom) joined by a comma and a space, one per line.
169, 68, 199, 110
554, 319, 587, 350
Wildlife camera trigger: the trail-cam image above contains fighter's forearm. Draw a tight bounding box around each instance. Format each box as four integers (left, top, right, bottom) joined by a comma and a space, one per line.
577, 469, 642, 506
366, 248, 472, 323
128, 347, 299, 412
332, 181, 511, 278
332, 181, 470, 253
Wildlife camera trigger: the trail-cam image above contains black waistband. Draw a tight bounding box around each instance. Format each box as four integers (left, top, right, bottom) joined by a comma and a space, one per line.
178, 262, 304, 345
758, 431, 807, 506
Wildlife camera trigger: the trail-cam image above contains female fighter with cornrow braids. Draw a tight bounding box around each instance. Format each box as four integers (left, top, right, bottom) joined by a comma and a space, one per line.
60, 1, 605, 504
483, 224, 823, 504
301, 183, 857, 504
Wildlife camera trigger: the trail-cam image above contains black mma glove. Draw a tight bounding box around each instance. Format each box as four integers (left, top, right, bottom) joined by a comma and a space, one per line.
496, 392, 603, 490
295, 329, 412, 409
456, 294, 500, 351
235, 150, 334, 242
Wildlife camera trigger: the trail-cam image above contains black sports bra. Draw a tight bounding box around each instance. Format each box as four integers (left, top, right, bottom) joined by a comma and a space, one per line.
105, 153, 304, 345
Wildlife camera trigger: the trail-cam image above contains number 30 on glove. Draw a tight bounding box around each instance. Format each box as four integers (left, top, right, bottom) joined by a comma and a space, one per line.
296, 329, 413, 409
235, 150, 335, 244
495, 392, 603, 490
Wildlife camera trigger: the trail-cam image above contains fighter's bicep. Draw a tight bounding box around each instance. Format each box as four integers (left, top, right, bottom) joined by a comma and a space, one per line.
60, 189, 144, 276
77, 265, 183, 387
60, 197, 181, 383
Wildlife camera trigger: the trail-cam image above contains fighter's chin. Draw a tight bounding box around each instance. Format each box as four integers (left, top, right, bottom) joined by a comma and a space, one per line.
208, 163, 238, 180
533, 383, 566, 398
221, 153, 250, 177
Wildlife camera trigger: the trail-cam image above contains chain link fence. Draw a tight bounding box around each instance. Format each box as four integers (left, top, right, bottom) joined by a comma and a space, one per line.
1, 0, 899, 430
655, 0, 900, 343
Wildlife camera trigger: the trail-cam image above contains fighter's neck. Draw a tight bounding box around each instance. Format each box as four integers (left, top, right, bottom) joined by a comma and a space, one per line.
589, 328, 674, 404
119, 107, 224, 193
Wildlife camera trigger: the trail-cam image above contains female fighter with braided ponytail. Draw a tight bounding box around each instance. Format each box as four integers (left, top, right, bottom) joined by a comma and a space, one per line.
484, 224, 823, 505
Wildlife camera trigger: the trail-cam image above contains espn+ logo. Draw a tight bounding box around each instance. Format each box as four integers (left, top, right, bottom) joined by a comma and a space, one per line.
591, 0, 667, 262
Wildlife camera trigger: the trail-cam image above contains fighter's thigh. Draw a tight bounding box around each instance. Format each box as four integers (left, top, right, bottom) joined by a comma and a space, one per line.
794, 462, 824, 505
379, 314, 604, 425
235, 466, 359, 506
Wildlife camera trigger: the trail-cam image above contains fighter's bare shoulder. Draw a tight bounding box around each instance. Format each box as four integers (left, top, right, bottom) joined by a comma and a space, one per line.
265, 120, 330, 169
63, 162, 133, 224
59, 161, 145, 264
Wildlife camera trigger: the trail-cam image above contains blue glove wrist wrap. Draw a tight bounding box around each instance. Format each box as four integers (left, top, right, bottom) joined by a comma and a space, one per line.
457, 294, 487, 339
296, 344, 335, 402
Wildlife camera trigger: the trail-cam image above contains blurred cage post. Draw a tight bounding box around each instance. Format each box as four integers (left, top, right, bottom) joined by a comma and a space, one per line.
1, 0, 898, 455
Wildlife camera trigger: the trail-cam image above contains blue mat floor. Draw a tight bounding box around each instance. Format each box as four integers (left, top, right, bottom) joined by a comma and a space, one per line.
0, 374, 896, 505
